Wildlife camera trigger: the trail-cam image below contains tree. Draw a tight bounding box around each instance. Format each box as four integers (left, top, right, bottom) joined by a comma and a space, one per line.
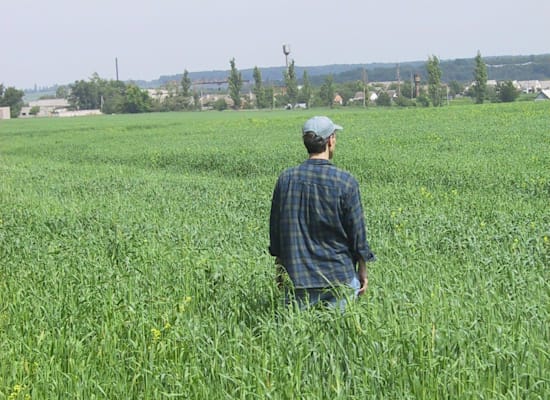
319, 75, 335, 108
214, 98, 228, 111
497, 81, 519, 102
473, 51, 488, 104
252, 66, 265, 109
427, 55, 443, 106
181, 70, 192, 109
29, 106, 40, 116
122, 84, 151, 113
284, 60, 298, 105
448, 80, 464, 97
0, 86, 25, 118
297, 70, 312, 106
69, 79, 100, 110
56, 86, 69, 99
228, 58, 242, 109
193, 91, 200, 110
264, 86, 274, 109
376, 92, 392, 107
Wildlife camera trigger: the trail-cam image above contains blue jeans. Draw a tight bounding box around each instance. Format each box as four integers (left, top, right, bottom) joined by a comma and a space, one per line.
286, 276, 361, 311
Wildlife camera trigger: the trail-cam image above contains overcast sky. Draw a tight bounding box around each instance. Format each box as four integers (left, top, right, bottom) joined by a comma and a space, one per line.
3, 0, 549, 89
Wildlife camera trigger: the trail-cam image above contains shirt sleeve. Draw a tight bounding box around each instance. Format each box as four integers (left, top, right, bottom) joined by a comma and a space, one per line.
269, 178, 281, 257
343, 181, 376, 264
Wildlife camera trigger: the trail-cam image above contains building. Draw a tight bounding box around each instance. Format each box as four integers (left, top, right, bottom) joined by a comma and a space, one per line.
534, 90, 550, 101
516, 80, 541, 93
20, 98, 70, 117
0, 107, 10, 120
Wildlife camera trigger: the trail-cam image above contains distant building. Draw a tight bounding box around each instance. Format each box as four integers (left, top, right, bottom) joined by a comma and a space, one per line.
20, 98, 70, 117
19, 98, 101, 118
534, 90, 550, 101
517, 80, 541, 93
0, 107, 10, 120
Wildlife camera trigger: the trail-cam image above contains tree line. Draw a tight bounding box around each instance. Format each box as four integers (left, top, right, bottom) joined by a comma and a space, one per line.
1, 51, 527, 118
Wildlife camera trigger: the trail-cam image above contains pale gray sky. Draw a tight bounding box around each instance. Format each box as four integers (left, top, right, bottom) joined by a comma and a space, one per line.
2, 0, 549, 89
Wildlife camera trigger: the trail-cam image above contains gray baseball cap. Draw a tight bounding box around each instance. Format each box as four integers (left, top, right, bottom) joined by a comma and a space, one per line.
302, 116, 343, 139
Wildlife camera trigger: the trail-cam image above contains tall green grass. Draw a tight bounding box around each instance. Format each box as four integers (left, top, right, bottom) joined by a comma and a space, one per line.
1, 103, 548, 399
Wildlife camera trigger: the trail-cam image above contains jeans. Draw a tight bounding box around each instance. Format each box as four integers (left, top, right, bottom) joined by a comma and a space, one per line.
286, 276, 361, 312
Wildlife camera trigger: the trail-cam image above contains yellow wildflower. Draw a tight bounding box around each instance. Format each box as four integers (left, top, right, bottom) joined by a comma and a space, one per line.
151, 328, 161, 342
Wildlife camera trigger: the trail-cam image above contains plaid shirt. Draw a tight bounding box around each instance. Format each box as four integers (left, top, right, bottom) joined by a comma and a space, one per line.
269, 159, 375, 288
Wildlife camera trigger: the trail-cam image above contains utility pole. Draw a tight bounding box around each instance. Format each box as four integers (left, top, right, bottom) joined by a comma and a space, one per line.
396, 63, 401, 97
115, 57, 119, 81
362, 67, 368, 107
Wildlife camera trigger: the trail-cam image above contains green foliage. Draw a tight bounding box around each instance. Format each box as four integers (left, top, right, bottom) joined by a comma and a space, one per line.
181, 70, 192, 100
284, 60, 298, 105
426, 55, 443, 107
416, 94, 430, 107
376, 91, 392, 107
29, 106, 40, 116
319, 75, 335, 108
448, 80, 463, 97
228, 58, 242, 109
297, 70, 312, 106
55, 85, 69, 99
473, 51, 488, 104
213, 97, 228, 111
252, 66, 267, 109
497, 80, 520, 103
122, 84, 152, 113
0, 104, 548, 398
0, 85, 25, 117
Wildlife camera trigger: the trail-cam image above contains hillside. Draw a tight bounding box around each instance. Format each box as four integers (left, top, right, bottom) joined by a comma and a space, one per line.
135, 54, 550, 88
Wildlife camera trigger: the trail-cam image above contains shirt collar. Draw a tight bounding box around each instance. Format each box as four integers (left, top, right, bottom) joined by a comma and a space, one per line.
304, 158, 332, 166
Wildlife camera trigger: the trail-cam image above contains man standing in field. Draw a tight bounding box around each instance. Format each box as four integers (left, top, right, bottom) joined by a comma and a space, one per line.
269, 116, 375, 310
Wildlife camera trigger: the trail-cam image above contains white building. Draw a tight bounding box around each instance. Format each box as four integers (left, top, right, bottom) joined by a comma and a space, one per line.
0, 107, 10, 120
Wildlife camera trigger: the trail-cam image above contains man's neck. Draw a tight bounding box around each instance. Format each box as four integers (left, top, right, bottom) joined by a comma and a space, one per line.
309, 151, 330, 160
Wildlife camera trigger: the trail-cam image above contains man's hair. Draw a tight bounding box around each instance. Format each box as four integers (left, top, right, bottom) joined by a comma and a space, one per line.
303, 132, 333, 154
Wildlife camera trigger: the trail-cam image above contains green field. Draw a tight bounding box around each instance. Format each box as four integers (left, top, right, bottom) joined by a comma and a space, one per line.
1, 103, 548, 399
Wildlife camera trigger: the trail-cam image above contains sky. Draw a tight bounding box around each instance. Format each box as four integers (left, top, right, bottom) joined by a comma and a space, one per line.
2, 0, 549, 90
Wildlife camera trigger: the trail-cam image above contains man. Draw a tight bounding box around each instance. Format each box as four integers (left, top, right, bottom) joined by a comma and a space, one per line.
269, 116, 376, 310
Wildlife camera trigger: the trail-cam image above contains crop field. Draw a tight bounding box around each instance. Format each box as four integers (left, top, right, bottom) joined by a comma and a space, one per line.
0, 102, 548, 399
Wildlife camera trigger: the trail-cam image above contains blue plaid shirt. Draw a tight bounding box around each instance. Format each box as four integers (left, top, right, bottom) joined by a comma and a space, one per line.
269, 159, 375, 288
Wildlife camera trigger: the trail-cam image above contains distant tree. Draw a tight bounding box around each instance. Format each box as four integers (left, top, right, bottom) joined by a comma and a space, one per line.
252, 66, 265, 109
319, 75, 335, 108
69, 79, 100, 110
29, 106, 40, 116
264, 86, 274, 109
181, 70, 192, 109
214, 97, 228, 111
100, 80, 126, 114
497, 80, 519, 102
473, 51, 488, 104
297, 70, 312, 106
56, 85, 69, 99
448, 80, 463, 97
416, 94, 430, 107
0, 86, 25, 117
426, 55, 442, 106
122, 84, 152, 113
376, 91, 392, 107
193, 91, 201, 110
284, 60, 298, 105
400, 80, 414, 99
228, 58, 242, 109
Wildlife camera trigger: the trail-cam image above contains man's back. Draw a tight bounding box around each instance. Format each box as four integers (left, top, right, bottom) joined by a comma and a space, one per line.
270, 158, 372, 288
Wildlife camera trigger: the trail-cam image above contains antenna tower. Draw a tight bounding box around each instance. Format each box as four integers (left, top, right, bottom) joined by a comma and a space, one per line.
282, 44, 291, 68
